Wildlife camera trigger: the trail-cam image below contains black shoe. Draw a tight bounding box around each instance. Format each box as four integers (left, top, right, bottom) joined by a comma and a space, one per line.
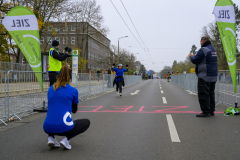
210, 112, 215, 116
196, 113, 210, 117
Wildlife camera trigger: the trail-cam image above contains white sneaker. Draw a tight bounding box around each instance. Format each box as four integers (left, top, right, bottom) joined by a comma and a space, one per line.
48, 136, 60, 148
120, 93, 122, 96
60, 137, 72, 150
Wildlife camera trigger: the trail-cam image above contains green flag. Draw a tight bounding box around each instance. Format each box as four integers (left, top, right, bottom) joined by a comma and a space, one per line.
213, 0, 237, 93
2, 6, 43, 91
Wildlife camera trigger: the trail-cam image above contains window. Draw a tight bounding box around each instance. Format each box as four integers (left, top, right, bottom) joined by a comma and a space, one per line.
71, 37, 75, 44
71, 25, 76, 31
48, 37, 52, 44
63, 37, 68, 44
55, 37, 60, 44
63, 27, 68, 31
48, 26, 52, 31
55, 27, 60, 32
40, 37, 44, 44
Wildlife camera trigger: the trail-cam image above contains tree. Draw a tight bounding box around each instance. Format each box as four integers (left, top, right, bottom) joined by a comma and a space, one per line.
0, 0, 69, 62
201, 3, 240, 70
64, 0, 109, 59
0, 53, 10, 61
190, 45, 197, 55
160, 66, 171, 78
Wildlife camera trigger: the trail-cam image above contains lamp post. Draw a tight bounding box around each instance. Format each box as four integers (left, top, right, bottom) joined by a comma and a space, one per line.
118, 36, 128, 63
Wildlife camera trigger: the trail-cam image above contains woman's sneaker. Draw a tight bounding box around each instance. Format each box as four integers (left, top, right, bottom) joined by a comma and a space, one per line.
60, 137, 72, 150
48, 136, 60, 148
120, 93, 122, 96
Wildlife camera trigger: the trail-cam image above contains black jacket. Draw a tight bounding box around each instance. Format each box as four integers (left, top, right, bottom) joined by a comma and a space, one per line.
51, 50, 71, 61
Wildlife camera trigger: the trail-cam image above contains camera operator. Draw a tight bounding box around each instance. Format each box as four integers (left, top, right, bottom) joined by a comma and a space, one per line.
48, 40, 72, 86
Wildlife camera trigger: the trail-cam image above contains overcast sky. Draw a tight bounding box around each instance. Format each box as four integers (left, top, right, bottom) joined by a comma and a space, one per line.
97, 0, 240, 72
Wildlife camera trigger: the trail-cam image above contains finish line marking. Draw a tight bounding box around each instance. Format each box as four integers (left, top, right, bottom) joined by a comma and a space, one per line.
162, 97, 167, 104
77, 106, 224, 114
166, 114, 180, 142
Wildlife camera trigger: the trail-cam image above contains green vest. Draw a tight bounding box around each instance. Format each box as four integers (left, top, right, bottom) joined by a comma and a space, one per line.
48, 47, 62, 72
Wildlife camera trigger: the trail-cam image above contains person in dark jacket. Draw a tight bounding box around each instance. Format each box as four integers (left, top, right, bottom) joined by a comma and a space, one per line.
96, 68, 101, 81
107, 68, 112, 87
48, 40, 72, 86
189, 37, 218, 117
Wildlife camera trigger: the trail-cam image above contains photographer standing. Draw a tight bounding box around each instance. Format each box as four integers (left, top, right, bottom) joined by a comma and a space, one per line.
189, 37, 218, 117
48, 40, 72, 86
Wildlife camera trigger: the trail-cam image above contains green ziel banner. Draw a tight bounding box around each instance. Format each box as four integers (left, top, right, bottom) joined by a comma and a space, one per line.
213, 0, 237, 93
2, 6, 43, 91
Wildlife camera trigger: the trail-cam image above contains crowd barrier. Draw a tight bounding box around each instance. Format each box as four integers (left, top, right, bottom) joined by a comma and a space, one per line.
0, 71, 142, 125
0, 61, 32, 72
171, 70, 240, 108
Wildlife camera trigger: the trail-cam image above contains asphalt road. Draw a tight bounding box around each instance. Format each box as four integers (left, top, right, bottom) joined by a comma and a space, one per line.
0, 79, 239, 160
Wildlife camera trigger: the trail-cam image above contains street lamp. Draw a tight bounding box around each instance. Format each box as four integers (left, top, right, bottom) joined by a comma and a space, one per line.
118, 36, 128, 63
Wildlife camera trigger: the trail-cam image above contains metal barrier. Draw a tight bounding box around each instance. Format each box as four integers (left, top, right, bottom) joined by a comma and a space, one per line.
0, 71, 142, 125
171, 70, 240, 107
0, 61, 32, 72
0, 71, 7, 125
6, 71, 49, 124
72, 73, 142, 100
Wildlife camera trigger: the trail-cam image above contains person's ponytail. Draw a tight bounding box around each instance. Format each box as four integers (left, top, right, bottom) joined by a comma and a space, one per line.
53, 65, 71, 91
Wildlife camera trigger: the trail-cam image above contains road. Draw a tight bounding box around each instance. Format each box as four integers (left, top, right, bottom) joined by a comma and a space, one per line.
0, 79, 239, 160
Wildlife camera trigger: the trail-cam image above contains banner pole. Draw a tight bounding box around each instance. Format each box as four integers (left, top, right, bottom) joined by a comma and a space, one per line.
235, 93, 238, 108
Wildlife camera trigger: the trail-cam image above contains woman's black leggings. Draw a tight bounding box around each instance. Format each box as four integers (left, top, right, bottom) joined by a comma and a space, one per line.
46, 119, 90, 140
116, 81, 123, 93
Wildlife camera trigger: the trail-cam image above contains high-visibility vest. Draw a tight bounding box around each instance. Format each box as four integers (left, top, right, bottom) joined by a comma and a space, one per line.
48, 47, 62, 72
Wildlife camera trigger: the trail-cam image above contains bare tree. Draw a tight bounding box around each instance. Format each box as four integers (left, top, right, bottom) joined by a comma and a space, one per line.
64, 0, 109, 58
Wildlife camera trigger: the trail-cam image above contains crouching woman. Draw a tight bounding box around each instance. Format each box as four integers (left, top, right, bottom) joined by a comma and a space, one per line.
43, 65, 90, 150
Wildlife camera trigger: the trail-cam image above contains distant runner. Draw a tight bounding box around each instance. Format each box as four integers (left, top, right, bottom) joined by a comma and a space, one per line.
167, 72, 171, 82
112, 63, 128, 96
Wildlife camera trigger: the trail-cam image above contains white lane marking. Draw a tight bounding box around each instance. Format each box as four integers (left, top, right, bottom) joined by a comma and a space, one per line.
161, 90, 164, 93
131, 90, 140, 95
162, 97, 167, 104
219, 90, 240, 97
166, 114, 181, 142
160, 87, 162, 89
186, 90, 197, 96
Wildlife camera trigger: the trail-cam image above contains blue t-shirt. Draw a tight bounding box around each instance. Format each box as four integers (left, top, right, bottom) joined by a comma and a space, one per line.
43, 84, 79, 133
113, 68, 127, 82
113, 68, 127, 76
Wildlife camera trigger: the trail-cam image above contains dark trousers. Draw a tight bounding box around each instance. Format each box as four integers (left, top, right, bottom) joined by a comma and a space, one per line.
49, 72, 58, 87
197, 78, 216, 113
116, 81, 123, 93
46, 119, 90, 140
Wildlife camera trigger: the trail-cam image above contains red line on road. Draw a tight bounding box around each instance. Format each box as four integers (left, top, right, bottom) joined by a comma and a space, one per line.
139, 106, 144, 112
77, 110, 224, 114
77, 106, 224, 114
93, 106, 103, 112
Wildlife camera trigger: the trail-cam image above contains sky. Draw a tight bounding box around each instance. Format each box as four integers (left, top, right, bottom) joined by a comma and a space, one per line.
96, 0, 240, 72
